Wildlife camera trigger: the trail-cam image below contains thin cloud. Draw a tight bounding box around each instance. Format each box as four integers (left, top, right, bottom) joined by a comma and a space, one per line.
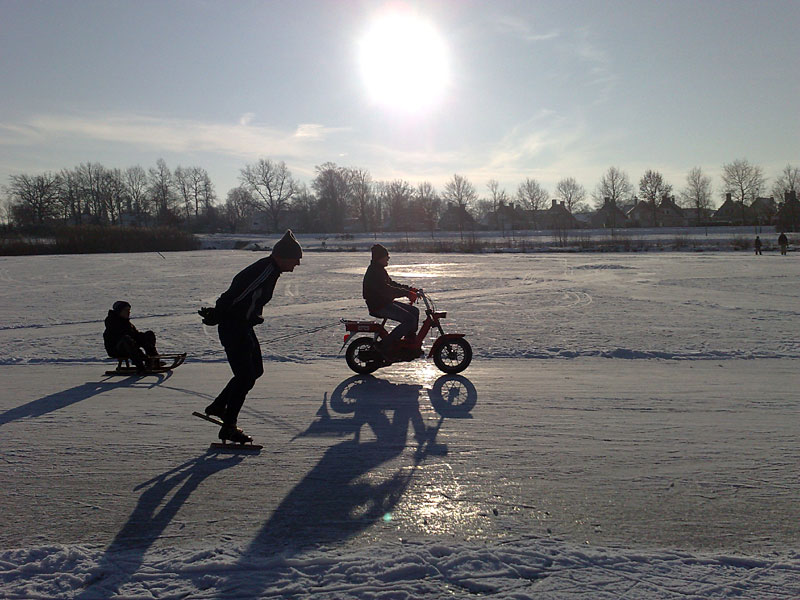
0, 113, 350, 162
493, 15, 559, 43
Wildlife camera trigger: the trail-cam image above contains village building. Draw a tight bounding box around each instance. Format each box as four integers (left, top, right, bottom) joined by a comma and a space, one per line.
589, 197, 629, 229
713, 193, 756, 226
775, 190, 800, 232
626, 195, 686, 227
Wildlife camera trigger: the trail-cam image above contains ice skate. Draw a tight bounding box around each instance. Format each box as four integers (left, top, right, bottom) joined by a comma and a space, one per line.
218, 424, 253, 445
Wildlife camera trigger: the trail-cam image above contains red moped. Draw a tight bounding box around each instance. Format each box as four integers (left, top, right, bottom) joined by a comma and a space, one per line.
341, 289, 472, 374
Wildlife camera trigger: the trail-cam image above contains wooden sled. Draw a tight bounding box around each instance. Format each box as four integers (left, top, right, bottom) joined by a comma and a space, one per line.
104, 353, 187, 375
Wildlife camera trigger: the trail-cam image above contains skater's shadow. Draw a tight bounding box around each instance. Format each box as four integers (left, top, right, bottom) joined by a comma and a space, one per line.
0, 374, 167, 428
208, 374, 477, 598
75, 449, 244, 600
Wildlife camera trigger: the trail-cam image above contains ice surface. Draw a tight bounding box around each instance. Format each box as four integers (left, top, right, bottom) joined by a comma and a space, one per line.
0, 251, 798, 598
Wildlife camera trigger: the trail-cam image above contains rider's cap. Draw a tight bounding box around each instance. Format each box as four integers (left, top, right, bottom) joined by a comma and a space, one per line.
371, 244, 389, 259
272, 229, 303, 259
112, 300, 131, 313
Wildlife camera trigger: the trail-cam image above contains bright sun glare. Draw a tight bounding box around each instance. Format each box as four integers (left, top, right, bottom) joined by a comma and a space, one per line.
358, 10, 450, 114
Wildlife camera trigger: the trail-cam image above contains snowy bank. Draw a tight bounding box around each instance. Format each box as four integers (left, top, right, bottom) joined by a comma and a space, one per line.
3, 538, 798, 599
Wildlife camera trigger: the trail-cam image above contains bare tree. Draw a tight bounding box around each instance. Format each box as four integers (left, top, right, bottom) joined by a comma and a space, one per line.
103, 168, 126, 225
377, 179, 415, 232
349, 168, 375, 233
415, 181, 441, 237
722, 158, 765, 224
224, 187, 255, 232
679, 167, 713, 226
312, 162, 351, 233
58, 167, 83, 224
638, 170, 673, 227
174, 166, 193, 220
240, 159, 296, 232
771, 164, 800, 201
176, 166, 216, 219
555, 177, 587, 214
442, 173, 477, 239
8, 172, 61, 225
148, 158, 177, 222
516, 177, 548, 229
125, 166, 149, 222
593, 166, 633, 208
722, 158, 765, 203
289, 184, 319, 232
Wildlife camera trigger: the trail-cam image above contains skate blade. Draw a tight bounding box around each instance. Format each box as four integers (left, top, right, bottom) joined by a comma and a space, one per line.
210, 442, 262, 452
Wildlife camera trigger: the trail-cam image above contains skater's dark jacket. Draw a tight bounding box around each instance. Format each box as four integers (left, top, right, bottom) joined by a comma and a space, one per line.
103, 311, 141, 356
215, 255, 281, 326
363, 260, 412, 315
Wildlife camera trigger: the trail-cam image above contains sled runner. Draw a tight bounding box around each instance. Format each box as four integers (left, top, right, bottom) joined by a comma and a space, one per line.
191, 411, 263, 451
104, 353, 187, 375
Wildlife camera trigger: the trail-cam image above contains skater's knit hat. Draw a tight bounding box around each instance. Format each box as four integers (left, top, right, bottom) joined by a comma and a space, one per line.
112, 300, 131, 313
272, 229, 303, 259
371, 244, 389, 259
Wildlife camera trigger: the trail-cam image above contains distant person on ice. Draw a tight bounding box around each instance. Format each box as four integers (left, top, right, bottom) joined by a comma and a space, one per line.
201, 230, 302, 444
778, 232, 789, 255
103, 301, 159, 373
362, 244, 419, 360
754, 236, 762, 255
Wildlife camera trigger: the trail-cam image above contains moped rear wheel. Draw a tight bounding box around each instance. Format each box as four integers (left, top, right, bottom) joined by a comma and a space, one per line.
433, 338, 472, 374
345, 337, 382, 374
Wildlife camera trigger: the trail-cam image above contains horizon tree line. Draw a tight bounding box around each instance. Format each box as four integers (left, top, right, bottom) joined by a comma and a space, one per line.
3, 157, 798, 233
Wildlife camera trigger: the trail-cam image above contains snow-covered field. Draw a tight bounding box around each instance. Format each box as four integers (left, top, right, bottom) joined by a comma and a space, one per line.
1, 250, 798, 598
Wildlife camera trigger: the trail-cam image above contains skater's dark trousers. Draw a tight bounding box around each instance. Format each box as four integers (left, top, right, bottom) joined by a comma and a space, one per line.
214, 321, 263, 425
373, 301, 419, 345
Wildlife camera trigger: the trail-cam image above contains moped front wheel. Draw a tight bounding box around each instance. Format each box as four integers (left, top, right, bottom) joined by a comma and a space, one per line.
345, 337, 383, 374
432, 338, 472, 374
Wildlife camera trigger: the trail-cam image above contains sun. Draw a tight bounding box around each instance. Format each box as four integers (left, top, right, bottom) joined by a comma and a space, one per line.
358, 10, 450, 114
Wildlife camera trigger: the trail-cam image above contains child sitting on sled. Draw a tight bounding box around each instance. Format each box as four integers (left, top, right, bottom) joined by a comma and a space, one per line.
103, 300, 160, 373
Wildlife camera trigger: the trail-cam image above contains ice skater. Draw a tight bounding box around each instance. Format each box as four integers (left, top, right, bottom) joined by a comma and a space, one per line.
201, 230, 302, 444
362, 244, 419, 360
754, 236, 762, 255
103, 300, 160, 373
778, 232, 788, 255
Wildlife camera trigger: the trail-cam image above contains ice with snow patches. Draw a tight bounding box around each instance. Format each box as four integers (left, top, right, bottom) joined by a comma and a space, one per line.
1, 251, 799, 598
2, 540, 798, 599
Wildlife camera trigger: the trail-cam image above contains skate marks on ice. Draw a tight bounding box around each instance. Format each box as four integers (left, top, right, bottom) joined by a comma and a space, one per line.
206, 373, 477, 597
0, 374, 169, 428
72, 450, 246, 600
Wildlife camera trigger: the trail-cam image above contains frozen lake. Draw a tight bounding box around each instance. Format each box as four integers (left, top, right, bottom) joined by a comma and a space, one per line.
1, 250, 798, 598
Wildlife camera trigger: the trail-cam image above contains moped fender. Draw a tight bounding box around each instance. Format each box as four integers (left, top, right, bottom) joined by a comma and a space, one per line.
427, 333, 466, 358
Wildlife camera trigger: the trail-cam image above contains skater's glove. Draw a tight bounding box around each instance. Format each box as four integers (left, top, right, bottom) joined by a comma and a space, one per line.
198, 307, 219, 326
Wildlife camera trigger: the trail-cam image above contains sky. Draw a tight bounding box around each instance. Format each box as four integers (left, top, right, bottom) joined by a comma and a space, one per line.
1, 0, 798, 204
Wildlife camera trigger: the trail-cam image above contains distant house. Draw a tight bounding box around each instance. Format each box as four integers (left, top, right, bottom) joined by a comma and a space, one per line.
626, 195, 686, 227
682, 207, 715, 226
528, 200, 580, 230
590, 197, 628, 229
713, 193, 755, 225
658, 195, 686, 227
438, 202, 476, 233
483, 201, 527, 231
775, 190, 800, 232
750, 196, 778, 226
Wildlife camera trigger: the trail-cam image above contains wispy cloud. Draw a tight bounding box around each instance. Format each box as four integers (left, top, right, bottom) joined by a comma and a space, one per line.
0, 113, 351, 161
493, 15, 559, 43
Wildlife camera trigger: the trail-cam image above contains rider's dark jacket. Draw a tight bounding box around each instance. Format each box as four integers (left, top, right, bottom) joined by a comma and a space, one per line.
215, 255, 282, 327
103, 311, 141, 356
363, 260, 411, 315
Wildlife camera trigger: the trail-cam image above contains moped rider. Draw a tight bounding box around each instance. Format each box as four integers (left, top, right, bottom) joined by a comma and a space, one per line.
362, 244, 419, 360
